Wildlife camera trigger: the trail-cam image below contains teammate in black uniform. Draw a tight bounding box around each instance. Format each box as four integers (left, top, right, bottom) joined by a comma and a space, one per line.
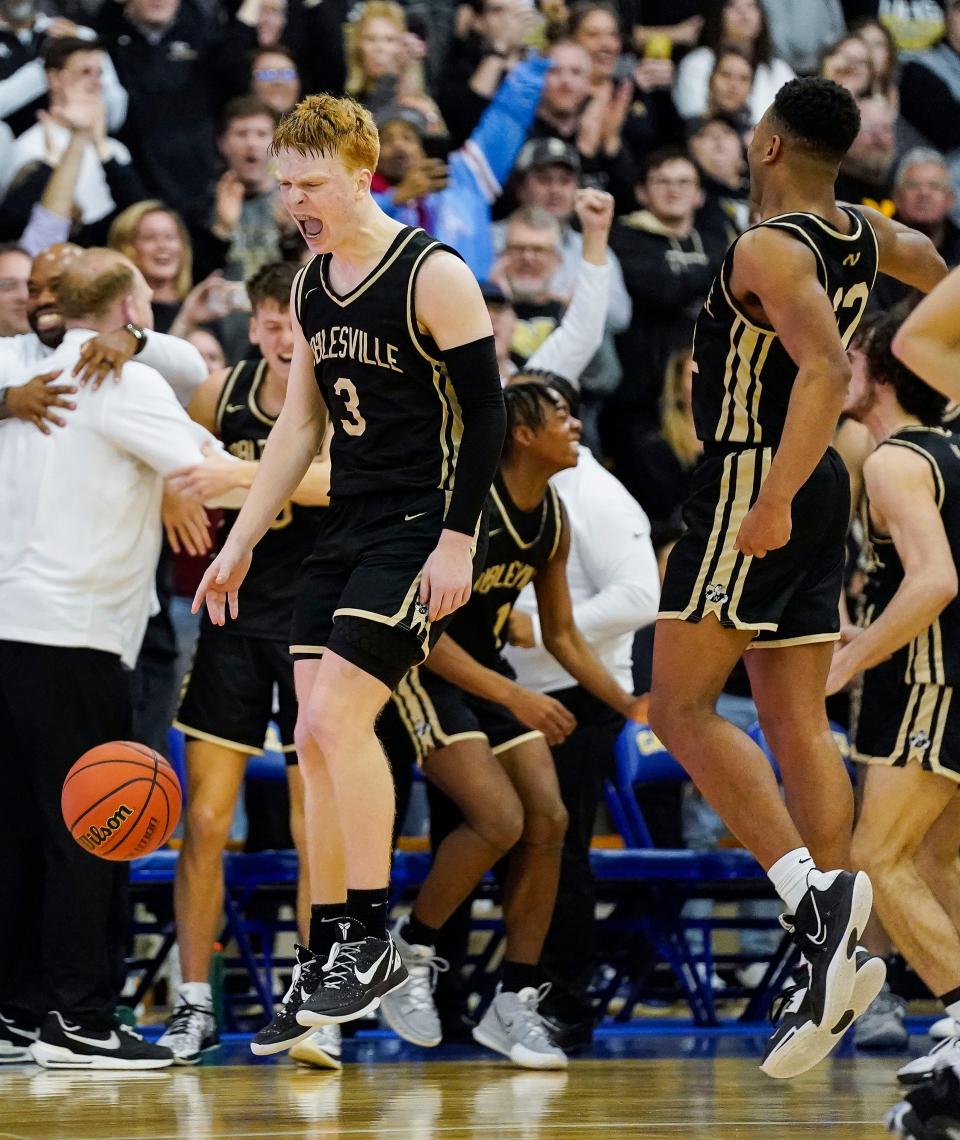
160, 263, 334, 1066
830, 314, 960, 1086
377, 381, 643, 1069
192, 94, 506, 1053
647, 77, 948, 1080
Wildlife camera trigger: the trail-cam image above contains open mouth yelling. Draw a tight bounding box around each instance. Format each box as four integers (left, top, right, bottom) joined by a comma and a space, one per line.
297, 216, 324, 242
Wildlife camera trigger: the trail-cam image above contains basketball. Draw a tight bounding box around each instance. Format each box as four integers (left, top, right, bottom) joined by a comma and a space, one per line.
61, 742, 182, 862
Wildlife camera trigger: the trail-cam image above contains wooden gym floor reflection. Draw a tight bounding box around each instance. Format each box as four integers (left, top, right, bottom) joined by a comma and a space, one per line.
0, 1035, 907, 1139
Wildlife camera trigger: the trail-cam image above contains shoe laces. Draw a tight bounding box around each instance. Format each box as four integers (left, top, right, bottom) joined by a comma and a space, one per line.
770, 982, 808, 1024
118, 1023, 146, 1043
321, 942, 363, 990
512, 983, 555, 1046
400, 951, 449, 1012
281, 947, 319, 1005
165, 1003, 212, 1037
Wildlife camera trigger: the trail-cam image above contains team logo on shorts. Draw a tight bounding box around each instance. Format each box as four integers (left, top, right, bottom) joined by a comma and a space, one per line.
909, 729, 931, 751
408, 602, 430, 638
705, 583, 729, 605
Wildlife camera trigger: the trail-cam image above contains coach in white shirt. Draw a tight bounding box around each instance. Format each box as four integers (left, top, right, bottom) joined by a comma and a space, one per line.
0, 248, 220, 1069
503, 385, 659, 1045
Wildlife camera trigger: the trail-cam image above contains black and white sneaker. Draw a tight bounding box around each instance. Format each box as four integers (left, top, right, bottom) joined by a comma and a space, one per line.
0, 1009, 39, 1063
156, 999, 219, 1065
296, 934, 408, 1027
888, 1064, 960, 1138
784, 869, 873, 1032
761, 947, 886, 1079
250, 944, 326, 1056
30, 1012, 174, 1070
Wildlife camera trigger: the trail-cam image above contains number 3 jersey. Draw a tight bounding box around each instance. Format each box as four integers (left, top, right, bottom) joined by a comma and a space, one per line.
691, 207, 878, 446
294, 225, 463, 504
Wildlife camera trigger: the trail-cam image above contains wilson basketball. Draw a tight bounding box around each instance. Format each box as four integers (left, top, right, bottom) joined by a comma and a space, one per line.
62, 742, 182, 861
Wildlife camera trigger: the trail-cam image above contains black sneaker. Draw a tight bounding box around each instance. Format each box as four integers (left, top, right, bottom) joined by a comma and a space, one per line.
296, 935, 408, 1027
785, 869, 873, 1031
887, 1064, 960, 1138
761, 947, 886, 1079
540, 1012, 595, 1054
0, 1009, 39, 1063
30, 1012, 173, 1070
250, 944, 326, 1056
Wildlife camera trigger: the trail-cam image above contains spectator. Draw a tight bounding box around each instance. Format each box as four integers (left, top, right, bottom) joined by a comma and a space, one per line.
0, 4, 127, 138
673, 0, 795, 124
851, 16, 899, 95
603, 149, 725, 490
250, 44, 300, 116
704, 46, 755, 132
503, 375, 659, 1051
899, 0, 960, 227
492, 205, 565, 366
6, 38, 144, 240
96, 0, 258, 227
821, 32, 877, 96
256, 0, 288, 47
0, 243, 30, 337
835, 93, 898, 211
186, 327, 226, 373
568, 0, 622, 90
687, 113, 750, 246
108, 200, 193, 333
874, 148, 960, 309
0, 248, 228, 1071
760, 0, 846, 75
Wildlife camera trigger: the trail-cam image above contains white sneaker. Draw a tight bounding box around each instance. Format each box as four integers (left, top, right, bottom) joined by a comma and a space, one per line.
157, 999, 218, 1065
289, 1025, 342, 1070
930, 1015, 960, 1041
472, 985, 568, 1070
379, 919, 448, 1048
897, 1035, 960, 1085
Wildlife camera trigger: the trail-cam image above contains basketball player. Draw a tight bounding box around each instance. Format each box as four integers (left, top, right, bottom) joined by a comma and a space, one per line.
833, 315, 960, 1087
647, 76, 947, 1080
378, 380, 644, 1069
192, 94, 506, 1055
154, 262, 335, 1066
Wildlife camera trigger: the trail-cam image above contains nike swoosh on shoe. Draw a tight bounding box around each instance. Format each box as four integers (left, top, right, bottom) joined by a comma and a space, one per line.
63, 1028, 121, 1051
356, 946, 392, 985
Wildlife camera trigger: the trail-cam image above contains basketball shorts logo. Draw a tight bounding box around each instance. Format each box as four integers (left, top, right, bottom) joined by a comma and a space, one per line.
705, 583, 729, 605
909, 730, 931, 751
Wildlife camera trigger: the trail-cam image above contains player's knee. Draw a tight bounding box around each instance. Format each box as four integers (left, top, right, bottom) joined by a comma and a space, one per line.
523, 800, 569, 846
183, 800, 233, 855
473, 797, 524, 852
648, 690, 700, 753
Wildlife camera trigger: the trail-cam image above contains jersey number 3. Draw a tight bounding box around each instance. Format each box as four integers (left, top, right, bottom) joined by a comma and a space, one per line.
334, 377, 367, 437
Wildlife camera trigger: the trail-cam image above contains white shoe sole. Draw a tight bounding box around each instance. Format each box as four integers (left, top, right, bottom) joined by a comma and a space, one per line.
471, 1024, 569, 1070
0, 1048, 33, 1064
296, 973, 409, 1028
249, 1025, 317, 1056
288, 1037, 343, 1071
30, 1041, 173, 1070
818, 871, 874, 1033
930, 1016, 959, 1041
761, 955, 886, 1080
379, 996, 442, 1048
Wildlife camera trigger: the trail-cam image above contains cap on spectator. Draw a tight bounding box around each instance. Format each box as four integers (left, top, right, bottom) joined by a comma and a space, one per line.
374, 103, 429, 137
480, 280, 512, 307
515, 138, 581, 177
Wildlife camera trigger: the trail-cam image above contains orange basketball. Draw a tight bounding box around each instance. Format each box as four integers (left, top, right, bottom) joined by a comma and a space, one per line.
62, 742, 182, 861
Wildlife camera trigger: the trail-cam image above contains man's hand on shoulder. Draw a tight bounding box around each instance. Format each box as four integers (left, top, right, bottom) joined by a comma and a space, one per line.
72, 327, 141, 390
5, 371, 76, 433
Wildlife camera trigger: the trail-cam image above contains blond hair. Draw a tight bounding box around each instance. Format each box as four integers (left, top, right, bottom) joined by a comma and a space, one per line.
107, 200, 193, 301
345, 1, 405, 96
58, 249, 136, 321
272, 92, 380, 171
660, 348, 700, 468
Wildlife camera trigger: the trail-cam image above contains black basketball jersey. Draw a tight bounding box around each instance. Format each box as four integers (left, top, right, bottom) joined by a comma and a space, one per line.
860, 426, 960, 686
295, 226, 462, 503
445, 473, 564, 666
213, 359, 322, 638
692, 208, 878, 446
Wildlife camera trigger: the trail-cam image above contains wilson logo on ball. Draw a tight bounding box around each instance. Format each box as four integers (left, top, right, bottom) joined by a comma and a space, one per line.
77, 803, 134, 851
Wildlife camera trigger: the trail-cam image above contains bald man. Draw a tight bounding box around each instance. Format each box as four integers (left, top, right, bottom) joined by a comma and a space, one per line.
0, 249, 230, 1071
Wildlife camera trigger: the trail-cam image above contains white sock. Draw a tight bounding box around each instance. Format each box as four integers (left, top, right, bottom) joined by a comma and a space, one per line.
178, 982, 213, 1010
768, 847, 817, 913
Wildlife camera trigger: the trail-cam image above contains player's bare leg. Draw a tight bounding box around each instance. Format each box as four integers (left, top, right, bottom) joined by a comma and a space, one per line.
286, 764, 311, 945
916, 793, 960, 930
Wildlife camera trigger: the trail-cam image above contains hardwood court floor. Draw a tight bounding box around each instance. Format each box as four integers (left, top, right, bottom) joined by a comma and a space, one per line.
0, 1032, 912, 1139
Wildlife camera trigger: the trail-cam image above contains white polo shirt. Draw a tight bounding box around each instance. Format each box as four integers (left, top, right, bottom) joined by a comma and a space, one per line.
0, 328, 216, 666
503, 446, 660, 693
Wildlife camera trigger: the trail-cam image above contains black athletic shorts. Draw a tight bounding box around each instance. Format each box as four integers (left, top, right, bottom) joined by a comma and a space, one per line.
852, 654, 960, 783
384, 655, 543, 766
290, 488, 485, 691
175, 627, 297, 761
659, 444, 849, 648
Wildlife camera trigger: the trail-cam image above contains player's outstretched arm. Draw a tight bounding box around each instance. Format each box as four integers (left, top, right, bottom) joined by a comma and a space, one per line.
416, 251, 507, 622
191, 306, 327, 625
826, 446, 957, 695
859, 205, 948, 295
534, 513, 645, 722
893, 266, 960, 401
730, 227, 852, 558
424, 635, 577, 745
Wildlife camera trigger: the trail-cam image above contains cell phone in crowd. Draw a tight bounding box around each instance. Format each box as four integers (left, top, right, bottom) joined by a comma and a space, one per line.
208, 281, 251, 318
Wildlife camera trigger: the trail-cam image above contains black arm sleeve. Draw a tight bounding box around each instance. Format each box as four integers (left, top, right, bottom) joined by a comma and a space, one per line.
441, 335, 506, 536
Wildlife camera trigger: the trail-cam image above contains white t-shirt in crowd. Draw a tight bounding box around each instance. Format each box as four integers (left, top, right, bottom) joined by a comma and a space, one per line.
503, 446, 660, 693
0, 329, 217, 666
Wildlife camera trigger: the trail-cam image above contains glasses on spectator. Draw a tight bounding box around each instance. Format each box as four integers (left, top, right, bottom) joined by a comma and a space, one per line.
506, 243, 558, 257
0, 278, 26, 292
647, 176, 699, 189
254, 67, 298, 81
